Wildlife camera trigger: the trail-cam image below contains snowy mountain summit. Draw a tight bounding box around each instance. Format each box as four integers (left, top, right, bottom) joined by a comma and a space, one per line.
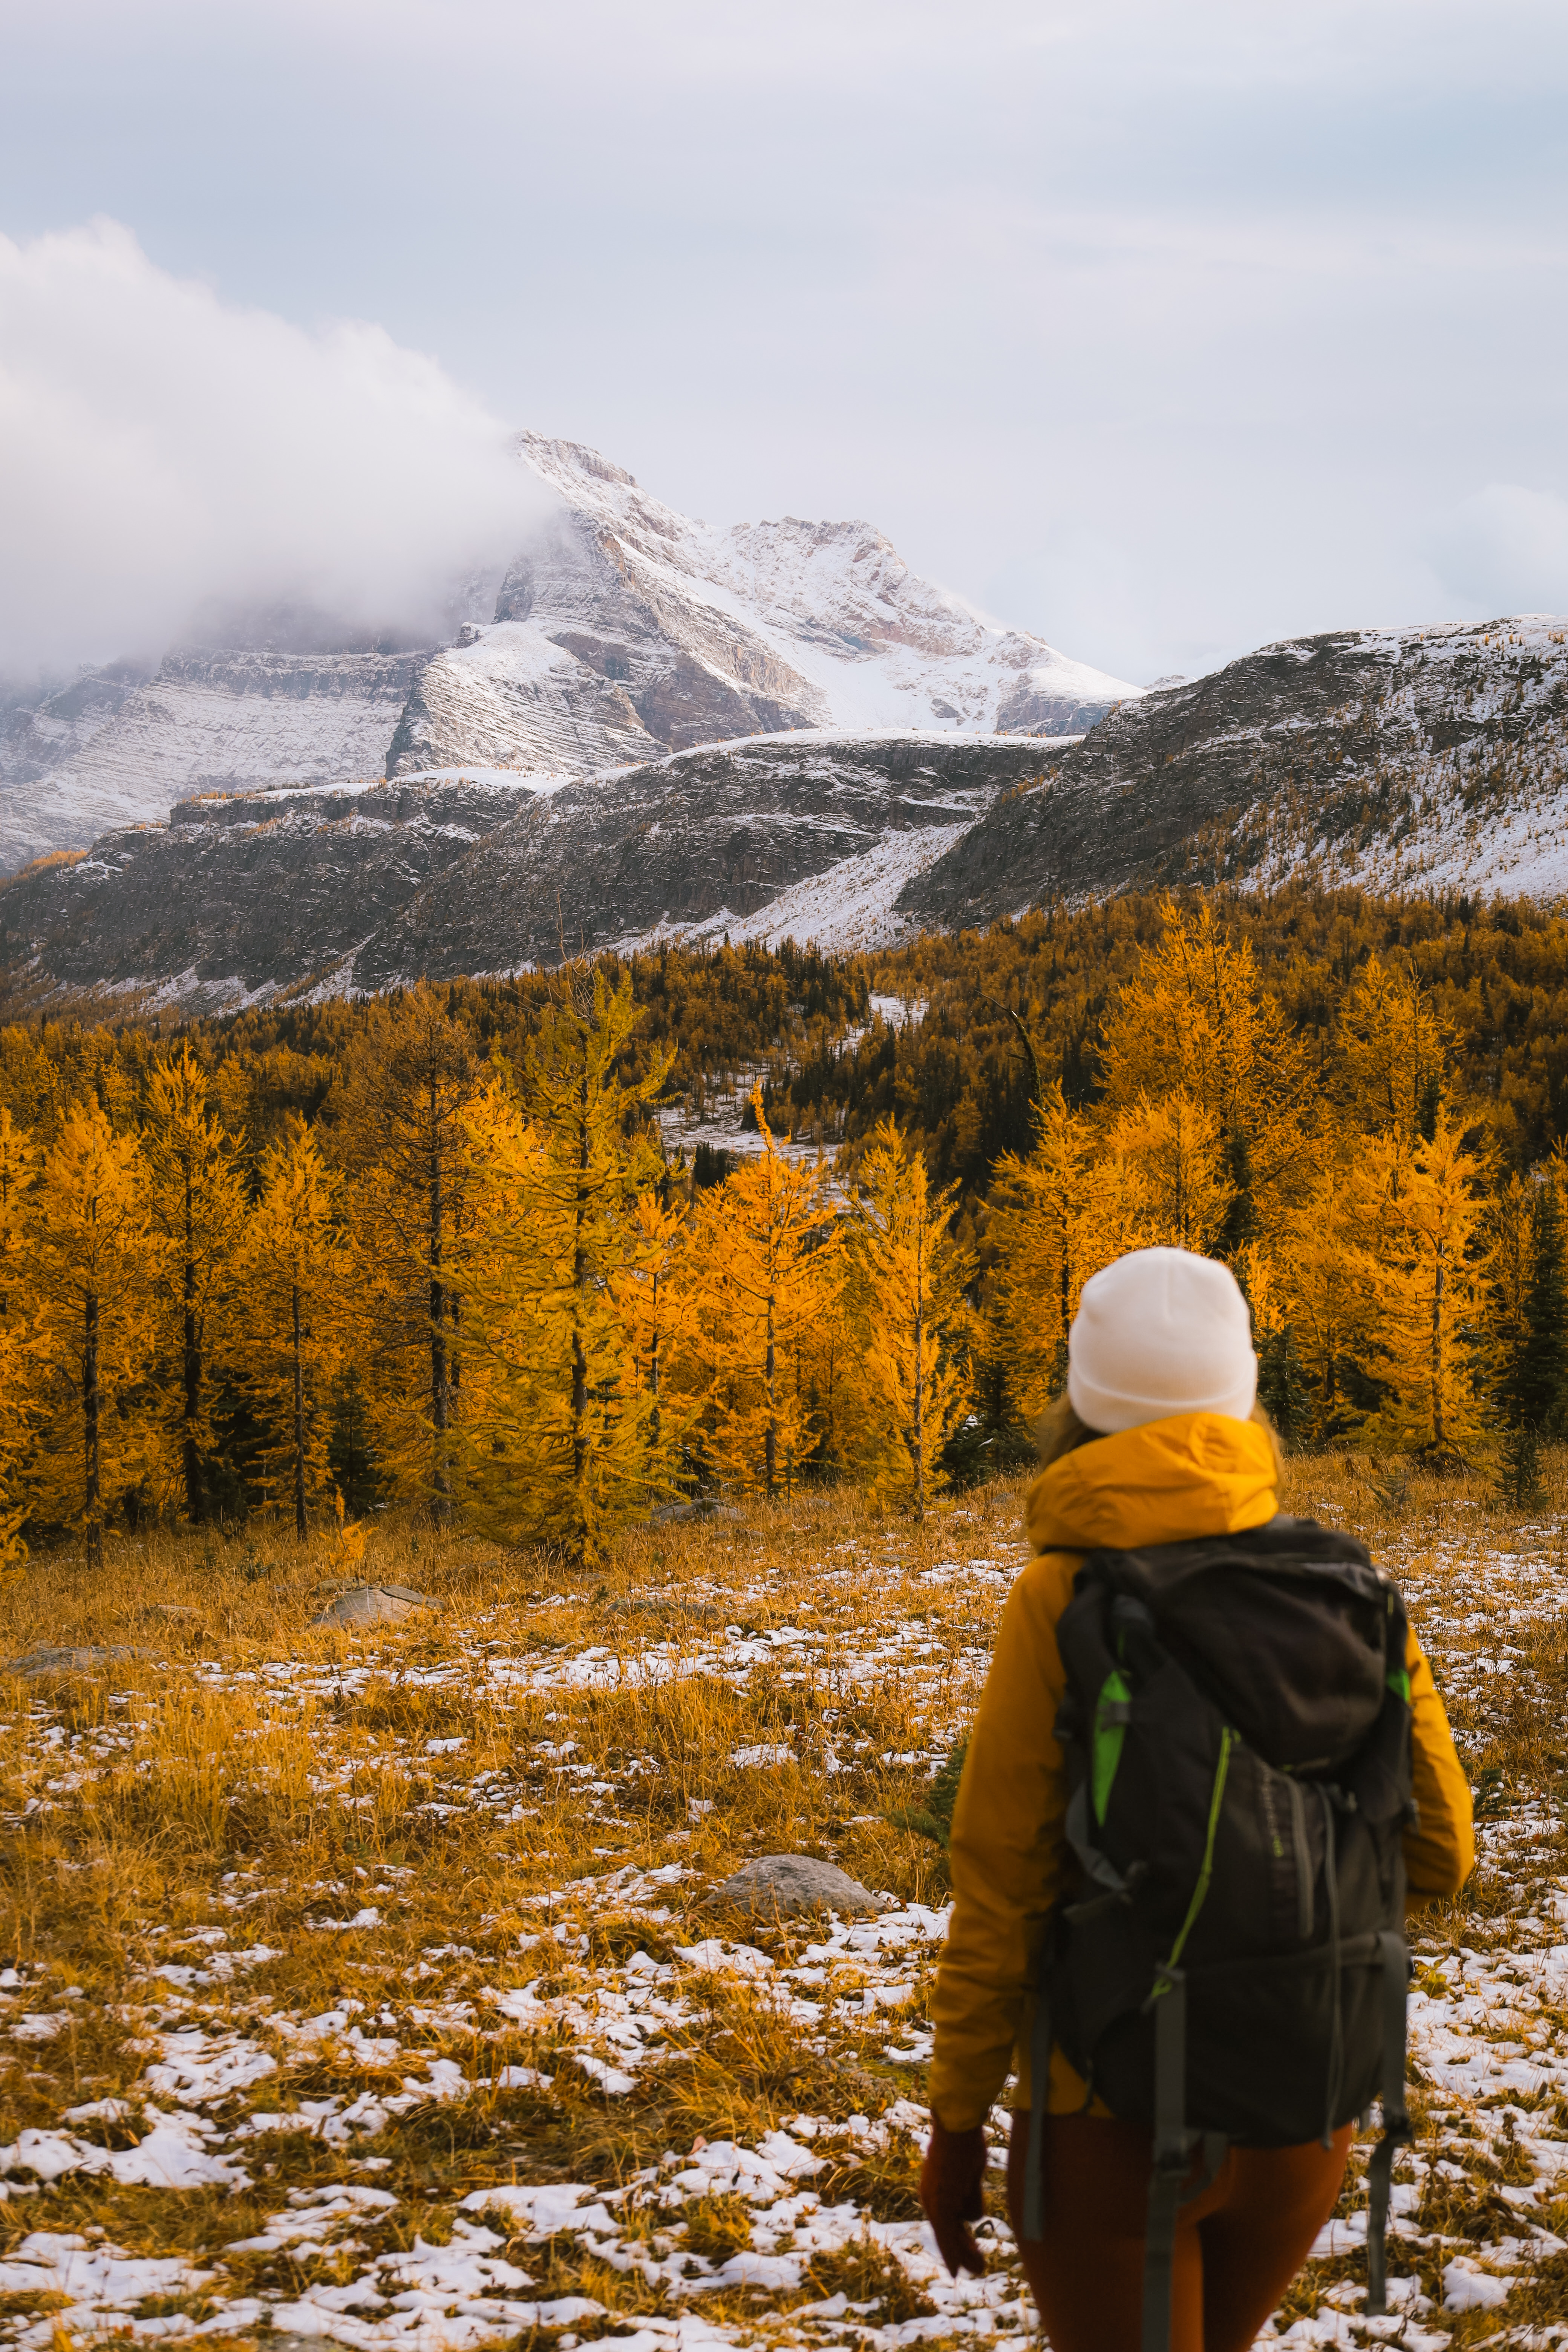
386, 433, 1138, 780
0, 435, 1138, 874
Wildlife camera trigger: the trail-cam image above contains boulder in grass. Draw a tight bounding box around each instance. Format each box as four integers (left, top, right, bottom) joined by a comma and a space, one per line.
310, 1582, 441, 1629
4, 1644, 145, 1683
708, 1854, 886, 1919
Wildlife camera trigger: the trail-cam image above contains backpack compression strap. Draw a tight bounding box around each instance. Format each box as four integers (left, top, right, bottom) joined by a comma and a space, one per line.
1364, 1928, 1411, 2316
1141, 1967, 1226, 2352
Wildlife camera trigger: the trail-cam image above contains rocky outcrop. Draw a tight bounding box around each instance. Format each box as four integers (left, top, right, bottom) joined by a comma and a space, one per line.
0, 734, 1053, 1009
1, 649, 429, 876
899, 616, 1568, 925
0, 775, 537, 1012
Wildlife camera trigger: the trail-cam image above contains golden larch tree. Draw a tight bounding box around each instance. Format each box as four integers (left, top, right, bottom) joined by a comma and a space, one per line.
144, 1046, 248, 1520
31, 1102, 159, 1564
1360, 1111, 1491, 1459
1096, 899, 1312, 1248
239, 1119, 350, 1538
691, 1091, 842, 1498
460, 967, 673, 1554
847, 1116, 975, 1517
1103, 1089, 1235, 1255
0, 1109, 49, 1567
1336, 955, 1456, 1139
986, 1083, 1100, 1425
335, 989, 479, 1519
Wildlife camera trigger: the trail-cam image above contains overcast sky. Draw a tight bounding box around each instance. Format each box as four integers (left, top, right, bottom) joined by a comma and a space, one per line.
2, 0, 1566, 685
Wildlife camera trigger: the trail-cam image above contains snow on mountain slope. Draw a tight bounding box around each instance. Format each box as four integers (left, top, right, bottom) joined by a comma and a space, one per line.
1, 431, 1136, 873
900, 615, 1568, 926
384, 433, 1140, 775
0, 733, 1054, 1012
0, 661, 155, 801
0, 651, 427, 876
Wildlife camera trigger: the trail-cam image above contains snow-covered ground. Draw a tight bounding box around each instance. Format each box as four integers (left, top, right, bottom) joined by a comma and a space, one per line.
0, 1474, 1562, 2351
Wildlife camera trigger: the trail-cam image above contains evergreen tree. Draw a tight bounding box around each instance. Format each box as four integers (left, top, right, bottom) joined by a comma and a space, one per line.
1521, 1176, 1568, 1435
1490, 1170, 1565, 1504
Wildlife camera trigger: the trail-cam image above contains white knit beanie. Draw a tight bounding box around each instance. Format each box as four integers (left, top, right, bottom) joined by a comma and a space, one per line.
1066, 1246, 1257, 1434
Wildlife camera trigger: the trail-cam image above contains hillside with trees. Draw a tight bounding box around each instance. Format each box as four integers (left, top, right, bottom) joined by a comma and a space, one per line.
4, 885, 1568, 1563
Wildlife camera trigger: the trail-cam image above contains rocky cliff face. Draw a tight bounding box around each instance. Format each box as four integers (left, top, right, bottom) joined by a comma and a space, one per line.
386, 438, 1136, 782
0, 649, 430, 876
897, 617, 1568, 926
0, 733, 1052, 1012
0, 775, 537, 1014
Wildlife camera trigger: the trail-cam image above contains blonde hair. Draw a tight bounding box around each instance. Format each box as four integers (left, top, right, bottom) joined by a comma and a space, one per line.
1033, 1393, 1285, 1479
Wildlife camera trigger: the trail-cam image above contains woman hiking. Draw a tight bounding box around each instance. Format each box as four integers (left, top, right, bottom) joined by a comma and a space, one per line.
920, 1246, 1473, 2352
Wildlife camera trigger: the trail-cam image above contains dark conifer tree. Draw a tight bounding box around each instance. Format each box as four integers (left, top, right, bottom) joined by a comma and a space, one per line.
1521, 1179, 1568, 1438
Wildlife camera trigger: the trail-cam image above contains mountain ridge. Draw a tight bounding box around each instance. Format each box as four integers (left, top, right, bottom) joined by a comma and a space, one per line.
0, 433, 1138, 874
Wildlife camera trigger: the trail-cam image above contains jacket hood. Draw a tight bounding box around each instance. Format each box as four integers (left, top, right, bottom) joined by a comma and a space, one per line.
1024, 1412, 1279, 1556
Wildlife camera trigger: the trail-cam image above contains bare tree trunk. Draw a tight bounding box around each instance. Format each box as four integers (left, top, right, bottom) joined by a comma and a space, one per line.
83, 1288, 102, 1569
292, 1280, 307, 1541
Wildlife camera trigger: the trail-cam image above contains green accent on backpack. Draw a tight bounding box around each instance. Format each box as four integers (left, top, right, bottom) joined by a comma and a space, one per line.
1159, 1726, 1236, 1980
1092, 1669, 1132, 1824
1386, 1668, 1410, 1705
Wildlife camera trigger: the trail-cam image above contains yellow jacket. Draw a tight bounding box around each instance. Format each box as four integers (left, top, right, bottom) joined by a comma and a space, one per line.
927, 1413, 1475, 2133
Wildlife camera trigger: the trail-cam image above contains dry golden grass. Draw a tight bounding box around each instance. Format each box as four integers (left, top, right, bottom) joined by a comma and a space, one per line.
0, 1452, 1561, 2349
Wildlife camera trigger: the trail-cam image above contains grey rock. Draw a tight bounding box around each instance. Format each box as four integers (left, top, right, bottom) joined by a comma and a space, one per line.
0, 646, 433, 877
899, 617, 1568, 928
0, 732, 1050, 1008
649, 1501, 744, 1527
310, 1583, 441, 1629
4, 1644, 145, 1681
709, 1854, 887, 1919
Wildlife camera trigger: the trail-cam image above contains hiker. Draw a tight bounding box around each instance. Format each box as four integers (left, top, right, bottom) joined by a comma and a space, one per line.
920, 1246, 1473, 2352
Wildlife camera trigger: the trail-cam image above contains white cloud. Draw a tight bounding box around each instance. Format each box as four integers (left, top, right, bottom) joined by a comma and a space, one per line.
1427, 485, 1568, 620
0, 219, 546, 678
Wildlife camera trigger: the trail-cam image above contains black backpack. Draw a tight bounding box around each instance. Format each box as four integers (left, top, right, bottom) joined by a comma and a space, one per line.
1018, 1517, 1414, 2352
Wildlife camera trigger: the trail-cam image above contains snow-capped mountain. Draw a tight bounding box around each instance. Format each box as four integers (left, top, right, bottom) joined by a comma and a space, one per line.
385, 436, 1136, 779
8, 616, 1566, 1017
0, 435, 1139, 875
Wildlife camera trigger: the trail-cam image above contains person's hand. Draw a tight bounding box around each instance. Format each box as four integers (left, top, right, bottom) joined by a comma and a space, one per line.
920, 2118, 988, 2276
